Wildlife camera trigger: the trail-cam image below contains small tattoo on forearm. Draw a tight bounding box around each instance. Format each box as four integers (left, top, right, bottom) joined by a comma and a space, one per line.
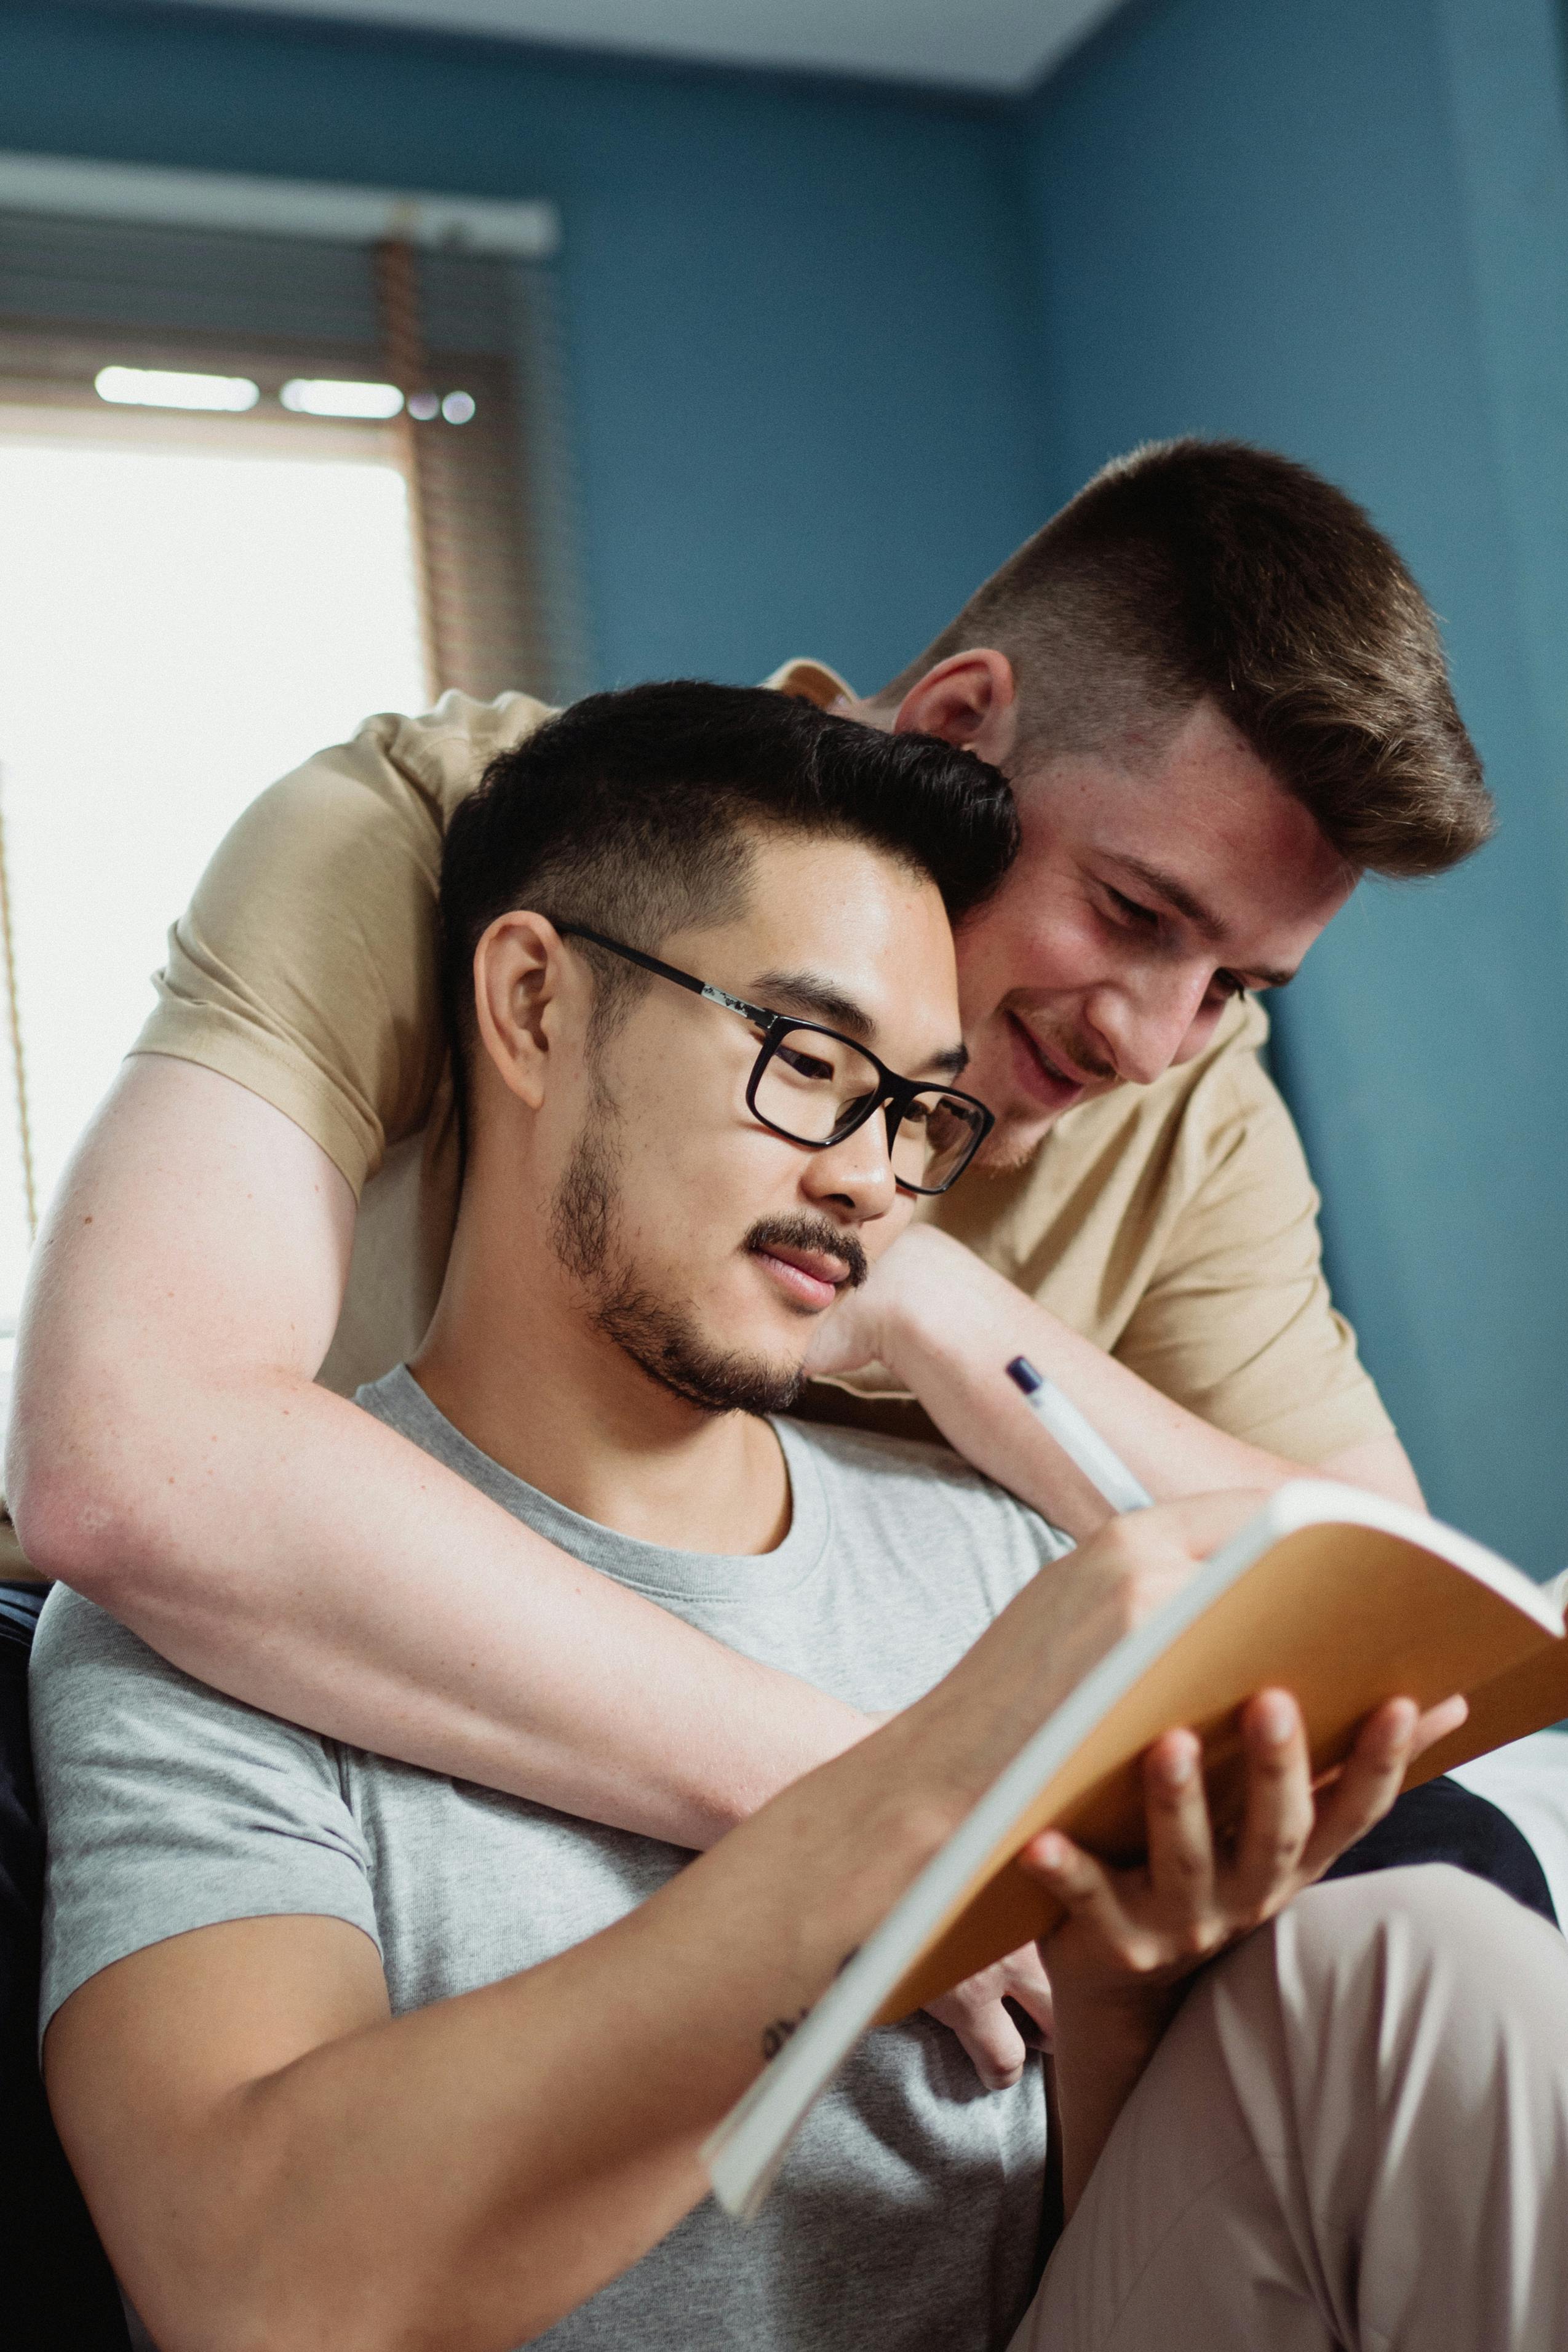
761, 1953, 860, 2060
762, 2009, 810, 2061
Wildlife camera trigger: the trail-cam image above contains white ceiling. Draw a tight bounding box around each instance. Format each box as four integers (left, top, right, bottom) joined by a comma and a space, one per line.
146, 0, 1128, 95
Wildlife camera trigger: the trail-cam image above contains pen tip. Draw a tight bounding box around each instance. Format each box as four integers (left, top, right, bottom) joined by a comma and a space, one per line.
1006, 1355, 1043, 1395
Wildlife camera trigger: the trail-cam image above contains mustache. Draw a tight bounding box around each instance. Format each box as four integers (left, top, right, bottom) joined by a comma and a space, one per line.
743, 1214, 869, 1292
1015, 1016, 1118, 1085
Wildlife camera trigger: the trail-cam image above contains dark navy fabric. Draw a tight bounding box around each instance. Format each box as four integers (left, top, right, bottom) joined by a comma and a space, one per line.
1326, 1773, 1558, 1925
1, 1582, 130, 2350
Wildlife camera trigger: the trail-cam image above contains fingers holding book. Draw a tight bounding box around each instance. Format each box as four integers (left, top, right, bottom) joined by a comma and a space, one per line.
1017, 1684, 1465, 2215
1019, 1683, 1471, 2009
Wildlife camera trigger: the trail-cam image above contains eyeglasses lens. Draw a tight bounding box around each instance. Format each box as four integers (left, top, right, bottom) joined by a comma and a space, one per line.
901, 1091, 987, 1190
755, 1029, 982, 1191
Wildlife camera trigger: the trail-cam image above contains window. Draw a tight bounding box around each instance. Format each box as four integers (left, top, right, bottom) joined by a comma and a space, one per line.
0, 160, 587, 1397
0, 398, 429, 1331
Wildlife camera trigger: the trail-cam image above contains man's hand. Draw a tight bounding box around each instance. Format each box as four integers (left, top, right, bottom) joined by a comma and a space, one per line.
802, 1222, 958, 1384
925, 1944, 1054, 2091
1025, 1683, 1468, 2211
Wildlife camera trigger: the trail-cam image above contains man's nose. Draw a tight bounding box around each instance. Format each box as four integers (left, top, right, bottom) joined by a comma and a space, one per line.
1085, 972, 1212, 1086
802, 1113, 900, 1218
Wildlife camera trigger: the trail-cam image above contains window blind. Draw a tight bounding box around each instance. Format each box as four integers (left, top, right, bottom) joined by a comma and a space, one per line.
0, 200, 591, 706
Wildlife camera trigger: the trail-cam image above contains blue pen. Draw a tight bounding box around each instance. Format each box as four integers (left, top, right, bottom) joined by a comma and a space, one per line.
1006, 1355, 1153, 1514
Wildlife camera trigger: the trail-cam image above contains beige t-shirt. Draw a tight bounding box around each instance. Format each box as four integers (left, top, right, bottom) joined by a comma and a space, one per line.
131, 661, 1391, 1461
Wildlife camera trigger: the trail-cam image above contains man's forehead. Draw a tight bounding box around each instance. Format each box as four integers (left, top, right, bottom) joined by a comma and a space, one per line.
1022, 732, 1355, 944
667, 839, 965, 1071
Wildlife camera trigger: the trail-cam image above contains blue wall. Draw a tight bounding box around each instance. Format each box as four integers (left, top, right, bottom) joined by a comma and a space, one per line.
0, 2, 1051, 693
1027, 0, 1568, 1567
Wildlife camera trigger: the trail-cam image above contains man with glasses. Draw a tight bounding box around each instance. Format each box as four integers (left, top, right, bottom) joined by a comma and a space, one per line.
38, 681, 1558, 2352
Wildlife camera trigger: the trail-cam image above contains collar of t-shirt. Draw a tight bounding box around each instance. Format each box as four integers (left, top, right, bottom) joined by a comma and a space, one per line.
760, 658, 856, 708
357, 1363, 832, 1608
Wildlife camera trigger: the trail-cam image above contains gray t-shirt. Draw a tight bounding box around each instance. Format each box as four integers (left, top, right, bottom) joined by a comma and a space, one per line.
33, 1370, 1074, 2351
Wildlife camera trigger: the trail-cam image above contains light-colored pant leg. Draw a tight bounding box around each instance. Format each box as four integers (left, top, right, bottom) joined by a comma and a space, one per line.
1010, 1866, 1568, 2352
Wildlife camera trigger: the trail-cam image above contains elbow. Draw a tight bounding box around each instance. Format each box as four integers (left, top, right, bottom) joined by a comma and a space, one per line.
161, 2260, 444, 2352
120, 2216, 402, 2352
6, 1401, 167, 1606
8, 1459, 135, 1603
140, 2277, 391, 2352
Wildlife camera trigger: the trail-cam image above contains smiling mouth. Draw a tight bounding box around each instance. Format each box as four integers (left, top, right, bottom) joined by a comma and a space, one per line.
1007, 1013, 1096, 1106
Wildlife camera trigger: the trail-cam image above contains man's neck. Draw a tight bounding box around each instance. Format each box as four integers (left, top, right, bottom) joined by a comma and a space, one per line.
411, 1222, 792, 1559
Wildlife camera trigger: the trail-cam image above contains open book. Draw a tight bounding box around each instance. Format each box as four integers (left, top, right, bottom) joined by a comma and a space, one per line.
705, 1480, 1568, 2219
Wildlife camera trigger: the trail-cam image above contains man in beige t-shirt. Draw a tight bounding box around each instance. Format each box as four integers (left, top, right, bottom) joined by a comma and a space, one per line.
140, 660, 1382, 1476
9, 441, 1492, 1980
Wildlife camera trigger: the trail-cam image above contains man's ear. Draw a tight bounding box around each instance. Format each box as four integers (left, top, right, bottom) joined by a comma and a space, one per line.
472, 911, 584, 1110
894, 650, 1018, 768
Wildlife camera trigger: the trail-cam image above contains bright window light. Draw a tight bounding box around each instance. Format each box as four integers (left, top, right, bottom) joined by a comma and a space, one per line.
0, 431, 428, 1329
281, 377, 405, 420
95, 364, 260, 412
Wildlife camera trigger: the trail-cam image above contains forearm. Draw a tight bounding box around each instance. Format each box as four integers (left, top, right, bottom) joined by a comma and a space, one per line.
875, 1233, 1326, 1537
52, 1368, 869, 1843
1049, 1987, 1178, 2218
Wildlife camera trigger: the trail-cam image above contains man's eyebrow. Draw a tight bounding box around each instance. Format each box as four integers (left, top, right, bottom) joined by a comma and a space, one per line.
1108, 854, 1224, 938
1106, 856, 1297, 991
750, 969, 872, 1035
750, 969, 969, 1076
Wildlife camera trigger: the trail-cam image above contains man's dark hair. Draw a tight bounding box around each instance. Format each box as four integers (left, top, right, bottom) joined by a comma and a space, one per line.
440, 678, 1018, 1130
880, 438, 1492, 877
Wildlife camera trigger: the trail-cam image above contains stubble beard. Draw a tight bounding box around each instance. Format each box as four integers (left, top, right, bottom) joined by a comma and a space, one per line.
549, 1096, 808, 1420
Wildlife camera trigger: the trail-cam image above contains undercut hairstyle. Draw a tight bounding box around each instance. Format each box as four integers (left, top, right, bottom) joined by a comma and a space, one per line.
439, 678, 1019, 1134
880, 439, 1492, 877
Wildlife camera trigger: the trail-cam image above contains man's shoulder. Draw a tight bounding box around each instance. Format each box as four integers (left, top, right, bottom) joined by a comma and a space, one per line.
759, 657, 856, 708
782, 1414, 990, 1488
284, 660, 846, 840
332, 688, 559, 829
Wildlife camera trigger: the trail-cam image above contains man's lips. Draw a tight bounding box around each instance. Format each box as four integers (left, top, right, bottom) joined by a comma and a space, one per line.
750, 1242, 851, 1312
1006, 1013, 1098, 1110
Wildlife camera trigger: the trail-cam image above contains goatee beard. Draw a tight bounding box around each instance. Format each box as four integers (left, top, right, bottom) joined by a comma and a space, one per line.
549, 1114, 808, 1419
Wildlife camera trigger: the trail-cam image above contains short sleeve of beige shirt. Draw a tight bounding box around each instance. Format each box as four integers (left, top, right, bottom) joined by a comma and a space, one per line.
130, 666, 1391, 1461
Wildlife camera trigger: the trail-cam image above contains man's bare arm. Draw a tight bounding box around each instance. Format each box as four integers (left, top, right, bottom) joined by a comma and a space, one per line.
1314, 1431, 1423, 1508
7, 1056, 869, 1846
805, 1226, 1424, 1540
47, 1507, 1170, 2352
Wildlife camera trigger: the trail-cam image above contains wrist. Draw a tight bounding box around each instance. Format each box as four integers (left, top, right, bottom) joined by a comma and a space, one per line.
1050, 1972, 1183, 2063
872, 1228, 1002, 1390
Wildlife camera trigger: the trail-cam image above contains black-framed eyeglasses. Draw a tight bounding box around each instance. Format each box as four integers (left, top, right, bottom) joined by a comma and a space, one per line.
557, 925, 994, 1196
